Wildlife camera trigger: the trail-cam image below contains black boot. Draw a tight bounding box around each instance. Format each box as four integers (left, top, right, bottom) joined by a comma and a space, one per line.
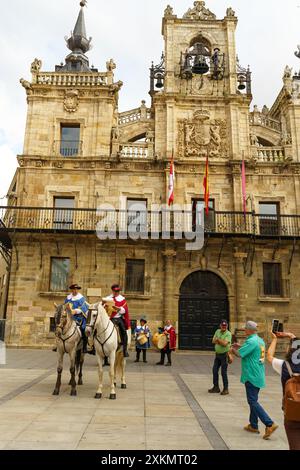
82, 335, 88, 354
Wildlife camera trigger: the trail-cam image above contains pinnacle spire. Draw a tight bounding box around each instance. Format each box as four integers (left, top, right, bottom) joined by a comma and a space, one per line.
73, 4, 87, 39
59, 1, 93, 72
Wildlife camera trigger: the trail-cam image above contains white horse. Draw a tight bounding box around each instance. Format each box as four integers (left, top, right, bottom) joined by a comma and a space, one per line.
85, 301, 131, 399
52, 303, 85, 396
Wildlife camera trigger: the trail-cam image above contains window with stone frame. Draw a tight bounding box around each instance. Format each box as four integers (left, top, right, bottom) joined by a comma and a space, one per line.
192, 198, 215, 231
125, 259, 145, 294
50, 258, 70, 292
53, 197, 75, 230
60, 124, 80, 157
262, 263, 282, 296
259, 202, 280, 236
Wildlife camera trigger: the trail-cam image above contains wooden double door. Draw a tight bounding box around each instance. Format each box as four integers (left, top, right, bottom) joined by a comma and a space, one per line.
179, 271, 229, 351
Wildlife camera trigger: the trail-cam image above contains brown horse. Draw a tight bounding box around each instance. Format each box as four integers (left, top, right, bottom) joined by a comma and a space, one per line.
52, 303, 85, 396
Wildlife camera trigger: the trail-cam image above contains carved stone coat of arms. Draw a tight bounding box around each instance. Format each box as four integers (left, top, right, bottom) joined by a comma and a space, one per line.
64, 90, 79, 113
177, 110, 228, 159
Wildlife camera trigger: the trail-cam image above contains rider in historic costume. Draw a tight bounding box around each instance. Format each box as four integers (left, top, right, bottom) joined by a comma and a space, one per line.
134, 316, 151, 363
104, 284, 130, 357
64, 284, 89, 353
156, 320, 177, 366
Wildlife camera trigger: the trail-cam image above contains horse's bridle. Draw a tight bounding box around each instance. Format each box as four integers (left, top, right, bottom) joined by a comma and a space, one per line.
87, 306, 115, 356
56, 308, 81, 353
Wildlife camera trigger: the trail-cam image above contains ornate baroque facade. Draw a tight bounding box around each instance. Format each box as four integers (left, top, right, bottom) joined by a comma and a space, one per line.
1, 1, 300, 348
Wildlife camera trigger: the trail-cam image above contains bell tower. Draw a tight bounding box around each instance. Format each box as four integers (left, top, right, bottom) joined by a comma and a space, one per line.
152, 1, 252, 165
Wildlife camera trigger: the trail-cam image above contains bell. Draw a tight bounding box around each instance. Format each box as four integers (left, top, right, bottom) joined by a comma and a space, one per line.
192, 56, 209, 75
155, 74, 164, 89
238, 76, 246, 90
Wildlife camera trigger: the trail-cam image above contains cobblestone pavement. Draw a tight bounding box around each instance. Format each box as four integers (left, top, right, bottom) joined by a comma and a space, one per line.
0, 349, 289, 450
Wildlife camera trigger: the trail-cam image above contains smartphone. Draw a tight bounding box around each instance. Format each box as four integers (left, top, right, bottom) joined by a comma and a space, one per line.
278, 322, 284, 333
272, 319, 280, 333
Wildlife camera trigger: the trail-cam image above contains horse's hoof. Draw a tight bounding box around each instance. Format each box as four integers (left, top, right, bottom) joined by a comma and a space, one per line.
114, 382, 116, 387
109, 394, 116, 400
52, 390, 59, 396
78, 380, 83, 386
68, 381, 72, 386
95, 393, 102, 399
121, 384, 127, 389
70, 390, 77, 397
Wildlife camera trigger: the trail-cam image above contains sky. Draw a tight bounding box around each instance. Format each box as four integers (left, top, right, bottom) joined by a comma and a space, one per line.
1, 0, 300, 198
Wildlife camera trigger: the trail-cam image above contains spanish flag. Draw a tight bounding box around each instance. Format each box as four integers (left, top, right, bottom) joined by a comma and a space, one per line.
203, 156, 209, 215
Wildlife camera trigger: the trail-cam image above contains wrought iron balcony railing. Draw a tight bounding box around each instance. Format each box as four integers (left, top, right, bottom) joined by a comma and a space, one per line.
1, 206, 300, 238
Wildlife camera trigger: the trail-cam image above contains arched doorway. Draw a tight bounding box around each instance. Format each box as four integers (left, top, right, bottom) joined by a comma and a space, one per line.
179, 271, 229, 351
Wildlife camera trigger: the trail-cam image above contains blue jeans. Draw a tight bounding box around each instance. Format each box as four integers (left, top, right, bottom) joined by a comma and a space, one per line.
245, 381, 273, 429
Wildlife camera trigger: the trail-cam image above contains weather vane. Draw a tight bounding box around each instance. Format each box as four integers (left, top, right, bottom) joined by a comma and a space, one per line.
80, 0, 87, 7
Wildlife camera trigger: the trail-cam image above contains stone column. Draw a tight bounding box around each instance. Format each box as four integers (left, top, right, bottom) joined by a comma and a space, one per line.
162, 249, 176, 323
233, 247, 247, 333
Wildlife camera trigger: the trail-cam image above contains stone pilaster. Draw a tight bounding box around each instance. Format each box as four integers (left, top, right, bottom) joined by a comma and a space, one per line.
162, 249, 176, 323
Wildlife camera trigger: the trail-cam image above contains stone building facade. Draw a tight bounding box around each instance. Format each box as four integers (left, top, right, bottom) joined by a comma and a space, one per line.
1, 1, 300, 349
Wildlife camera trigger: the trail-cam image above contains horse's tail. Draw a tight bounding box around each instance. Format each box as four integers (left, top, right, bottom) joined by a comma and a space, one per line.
75, 348, 81, 372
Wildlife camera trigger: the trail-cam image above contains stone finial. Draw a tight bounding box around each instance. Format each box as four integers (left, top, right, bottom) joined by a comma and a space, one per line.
164, 5, 174, 17
226, 7, 235, 17
106, 59, 116, 72
295, 45, 300, 59
183, 1, 216, 20
31, 58, 42, 74
283, 65, 293, 79
80, 0, 87, 7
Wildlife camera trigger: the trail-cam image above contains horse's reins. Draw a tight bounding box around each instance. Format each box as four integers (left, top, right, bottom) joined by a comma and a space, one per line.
56, 323, 81, 354
88, 310, 116, 356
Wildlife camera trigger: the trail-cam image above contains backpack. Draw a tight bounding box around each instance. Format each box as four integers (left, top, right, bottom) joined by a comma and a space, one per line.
283, 361, 300, 422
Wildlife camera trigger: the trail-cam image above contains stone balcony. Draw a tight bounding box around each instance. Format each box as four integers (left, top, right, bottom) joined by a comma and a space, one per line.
119, 143, 153, 159
118, 101, 152, 127
249, 111, 281, 133
251, 145, 292, 163
34, 71, 111, 87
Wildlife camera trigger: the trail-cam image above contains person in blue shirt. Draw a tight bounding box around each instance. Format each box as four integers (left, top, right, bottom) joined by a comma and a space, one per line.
64, 284, 89, 353
231, 321, 278, 440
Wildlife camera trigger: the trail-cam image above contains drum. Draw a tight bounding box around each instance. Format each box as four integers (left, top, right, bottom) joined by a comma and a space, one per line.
152, 332, 167, 350
137, 334, 148, 346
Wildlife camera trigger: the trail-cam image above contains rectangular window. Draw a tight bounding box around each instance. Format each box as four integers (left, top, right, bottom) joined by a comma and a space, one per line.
53, 197, 75, 230
60, 124, 80, 157
263, 263, 282, 296
192, 198, 215, 232
50, 258, 70, 292
127, 199, 148, 234
125, 259, 145, 294
259, 202, 280, 235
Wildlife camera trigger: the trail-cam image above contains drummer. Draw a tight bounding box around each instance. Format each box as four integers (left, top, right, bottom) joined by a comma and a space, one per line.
134, 316, 151, 363
156, 319, 176, 366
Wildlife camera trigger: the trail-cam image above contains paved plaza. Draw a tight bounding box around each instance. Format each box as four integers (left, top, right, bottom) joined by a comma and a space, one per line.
0, 349, 289, 450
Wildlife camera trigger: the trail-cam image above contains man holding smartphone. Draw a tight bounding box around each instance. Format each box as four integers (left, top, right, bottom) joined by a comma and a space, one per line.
230, 321, 278, 439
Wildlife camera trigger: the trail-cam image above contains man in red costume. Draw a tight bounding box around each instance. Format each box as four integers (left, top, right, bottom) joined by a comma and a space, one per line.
156, 319, 176, 366
104, 284, 130, 357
